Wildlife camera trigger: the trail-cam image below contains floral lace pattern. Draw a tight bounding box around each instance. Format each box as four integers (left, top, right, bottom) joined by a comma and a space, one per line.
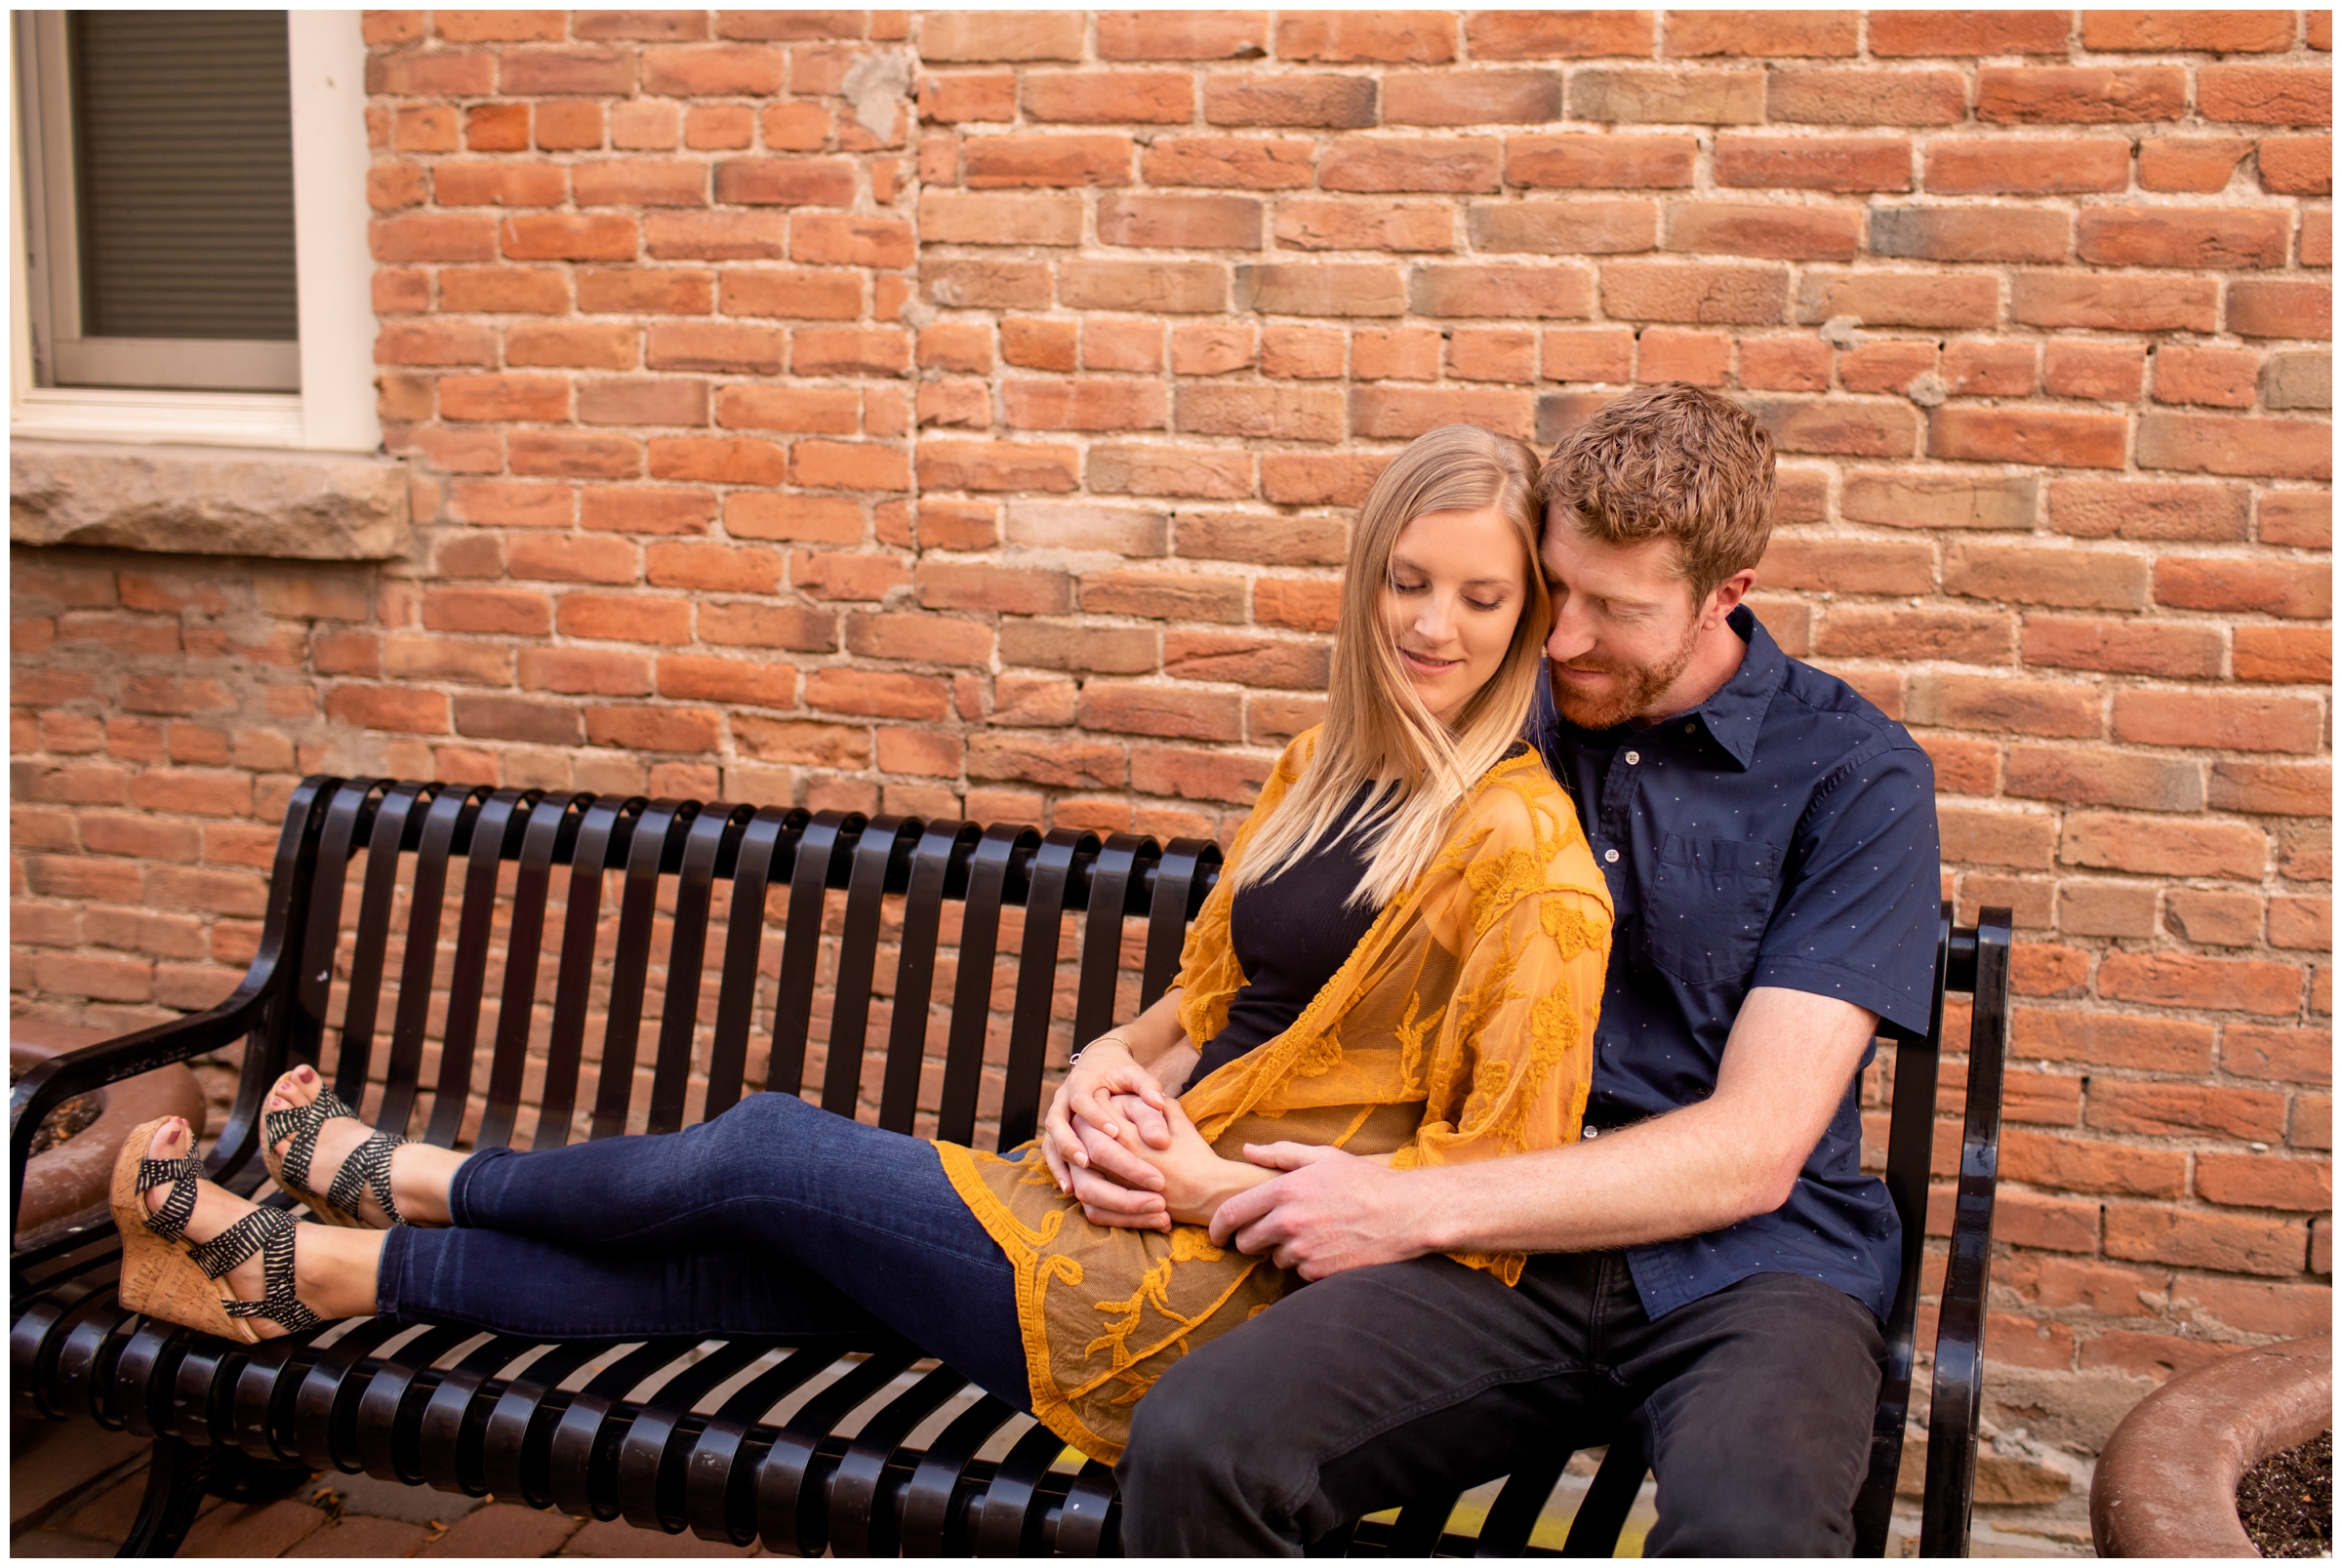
938, 727, 1613, 1461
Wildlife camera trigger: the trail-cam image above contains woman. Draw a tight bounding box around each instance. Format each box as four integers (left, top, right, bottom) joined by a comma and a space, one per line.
111, 424, 1613, 1463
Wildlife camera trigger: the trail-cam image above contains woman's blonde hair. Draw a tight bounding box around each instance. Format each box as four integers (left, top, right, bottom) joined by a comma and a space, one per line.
1230, 423, 1549, 909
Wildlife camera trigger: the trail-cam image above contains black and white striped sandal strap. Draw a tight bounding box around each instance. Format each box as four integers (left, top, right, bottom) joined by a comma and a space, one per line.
324, 1129, 407, 1227
262, 1088, 362, 1199
186, 1205, 274, 1279
136, 1155, 204, 1243
213, 1207, 325, 1336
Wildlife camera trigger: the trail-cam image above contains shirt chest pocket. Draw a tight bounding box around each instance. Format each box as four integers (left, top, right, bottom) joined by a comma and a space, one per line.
1635, 834, 1780, 985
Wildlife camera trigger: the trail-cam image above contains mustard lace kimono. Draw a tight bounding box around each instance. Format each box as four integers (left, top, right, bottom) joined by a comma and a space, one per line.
938, 728, 1613, 1460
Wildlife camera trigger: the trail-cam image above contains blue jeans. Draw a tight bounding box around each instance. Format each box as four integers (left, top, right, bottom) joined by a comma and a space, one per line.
376, 1092, 1030, 1407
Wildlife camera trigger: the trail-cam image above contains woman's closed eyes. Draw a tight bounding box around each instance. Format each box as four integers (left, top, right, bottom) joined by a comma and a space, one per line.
1389, 573, 1512, 615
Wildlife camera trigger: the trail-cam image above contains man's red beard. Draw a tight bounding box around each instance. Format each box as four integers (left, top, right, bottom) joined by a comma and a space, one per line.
1549, 618, 1703, 730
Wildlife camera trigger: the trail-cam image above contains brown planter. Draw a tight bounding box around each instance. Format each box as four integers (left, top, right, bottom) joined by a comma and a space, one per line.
11, 1039, 209, 1250
2091, 1336, 2332, 1557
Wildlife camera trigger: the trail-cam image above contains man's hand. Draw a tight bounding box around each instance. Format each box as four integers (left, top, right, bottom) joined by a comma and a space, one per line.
1226, 988, 1883, 1266
1040, 1035, 1173, 1195
1207, 1144, 1436, 1281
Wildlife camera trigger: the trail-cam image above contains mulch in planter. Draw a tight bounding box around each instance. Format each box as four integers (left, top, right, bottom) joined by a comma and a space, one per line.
2238, 1428, 2332, 1559
8, 1062, 103, 1155
27, 1093, 102, 1155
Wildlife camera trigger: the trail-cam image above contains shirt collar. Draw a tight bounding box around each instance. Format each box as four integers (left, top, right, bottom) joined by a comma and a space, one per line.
1538, 605, 1788, 773
1679, 605, 1786, 770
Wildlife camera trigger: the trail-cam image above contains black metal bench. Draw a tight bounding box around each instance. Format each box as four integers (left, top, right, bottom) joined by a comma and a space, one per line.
12, 778, 2011, 1556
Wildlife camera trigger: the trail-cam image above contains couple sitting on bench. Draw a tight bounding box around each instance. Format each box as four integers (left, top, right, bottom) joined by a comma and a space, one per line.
110, 383, 1941, 1557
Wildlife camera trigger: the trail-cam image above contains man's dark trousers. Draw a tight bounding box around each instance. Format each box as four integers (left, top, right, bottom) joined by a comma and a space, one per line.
1115, 1250, 1884, 1556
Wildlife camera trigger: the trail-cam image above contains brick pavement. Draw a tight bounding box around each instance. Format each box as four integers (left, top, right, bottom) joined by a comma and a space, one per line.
20, 1408, 2096, 1556
10, 1417, 761, 1558
9, 1408, 1646, 1557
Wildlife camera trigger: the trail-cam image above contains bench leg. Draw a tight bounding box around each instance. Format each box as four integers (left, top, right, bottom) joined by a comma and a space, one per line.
114, 1438, 311, 1557
117, 1440, 215, 1558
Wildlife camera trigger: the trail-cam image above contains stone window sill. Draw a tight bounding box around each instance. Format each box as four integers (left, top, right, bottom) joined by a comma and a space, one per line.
9, 438, 412, 561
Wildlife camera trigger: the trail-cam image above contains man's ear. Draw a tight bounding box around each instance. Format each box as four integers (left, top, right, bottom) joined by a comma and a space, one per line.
1702, 567, 1757, 629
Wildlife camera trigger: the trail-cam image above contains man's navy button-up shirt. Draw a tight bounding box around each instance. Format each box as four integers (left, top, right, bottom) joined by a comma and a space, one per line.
1531, 606, 1941, 1325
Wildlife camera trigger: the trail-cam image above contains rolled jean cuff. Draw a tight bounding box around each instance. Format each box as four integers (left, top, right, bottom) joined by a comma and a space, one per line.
445, 1143, 514, 1228
376, 1225, 418, 1322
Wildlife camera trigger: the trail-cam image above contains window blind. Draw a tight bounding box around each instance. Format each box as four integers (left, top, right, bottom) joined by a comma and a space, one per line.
68, 9, 297, 342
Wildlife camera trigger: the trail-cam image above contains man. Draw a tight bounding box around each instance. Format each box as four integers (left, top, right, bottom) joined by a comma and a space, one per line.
1106, 383, 1943, 1554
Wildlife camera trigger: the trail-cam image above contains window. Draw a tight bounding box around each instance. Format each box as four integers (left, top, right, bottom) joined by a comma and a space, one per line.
10, 10, 377, 451
23, 9, 300, 392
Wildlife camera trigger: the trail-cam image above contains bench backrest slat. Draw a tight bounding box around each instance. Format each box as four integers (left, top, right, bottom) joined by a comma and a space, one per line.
476, 792, 582, 1150
1002, 828, 1098, 1151
1141, 840, 1210, 1010
771, 811, 861, 1100
706, 807, 808, 1121
938, 824, 1035, 1146
333, 782, 424, 1105
293, 780, 376, 1075
534, 795, 637, 1147
593, 799, 690, 1142
1878, 910, 1953, 1357
381, 786, 483, 1137
649, 806, 747, 1137
1075, 834, 1155, 1052
430, 788, 534, 1146
824, 816, 917, 1119
881, 822, 981, 1134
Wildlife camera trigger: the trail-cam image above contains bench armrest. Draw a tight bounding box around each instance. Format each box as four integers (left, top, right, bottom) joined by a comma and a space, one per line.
1920, 907, 2012, 1557
10, 987, 274, 1231
11, 776, 343, 1236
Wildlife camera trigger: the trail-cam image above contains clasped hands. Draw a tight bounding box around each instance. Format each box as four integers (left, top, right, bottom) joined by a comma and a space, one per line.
1038, 1034, 1433, 1280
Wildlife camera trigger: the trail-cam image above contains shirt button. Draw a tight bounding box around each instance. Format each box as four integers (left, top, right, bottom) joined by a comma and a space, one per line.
1625, 750, 1640, 765
1582, 1126, 1598, 1139
1603, 848, 1620, 864
1683, 722, 1696, 734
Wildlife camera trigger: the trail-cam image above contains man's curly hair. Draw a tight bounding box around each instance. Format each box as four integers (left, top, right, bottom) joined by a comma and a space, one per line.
1537, 382, 1776, 604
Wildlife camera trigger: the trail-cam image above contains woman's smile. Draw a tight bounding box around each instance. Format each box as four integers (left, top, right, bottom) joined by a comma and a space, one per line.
1398, 645, 1463, 674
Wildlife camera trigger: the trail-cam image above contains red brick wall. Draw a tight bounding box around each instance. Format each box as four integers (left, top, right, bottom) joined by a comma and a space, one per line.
10, 9, 2331, 1448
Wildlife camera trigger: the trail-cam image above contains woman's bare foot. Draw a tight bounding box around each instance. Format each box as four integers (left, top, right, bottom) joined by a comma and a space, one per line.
140, 1117, 384, 1333
264, 1066, 464, 1226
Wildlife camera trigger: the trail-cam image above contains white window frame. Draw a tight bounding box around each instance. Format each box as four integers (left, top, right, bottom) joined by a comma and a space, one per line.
20, 8, 303, 395
9, 10, 378, 452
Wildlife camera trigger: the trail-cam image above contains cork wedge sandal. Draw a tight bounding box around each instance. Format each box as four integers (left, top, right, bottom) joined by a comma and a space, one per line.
110, 1115, 325, 1344
263, 1086, 406, 1229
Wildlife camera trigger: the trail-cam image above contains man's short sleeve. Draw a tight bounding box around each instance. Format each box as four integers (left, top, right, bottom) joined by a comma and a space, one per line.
1753, 740, 1941, 1037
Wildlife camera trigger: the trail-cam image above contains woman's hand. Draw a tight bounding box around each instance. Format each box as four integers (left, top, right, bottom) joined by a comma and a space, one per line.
1072, 1094, 1274, 1230
1040, 1034, 1174, 1197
